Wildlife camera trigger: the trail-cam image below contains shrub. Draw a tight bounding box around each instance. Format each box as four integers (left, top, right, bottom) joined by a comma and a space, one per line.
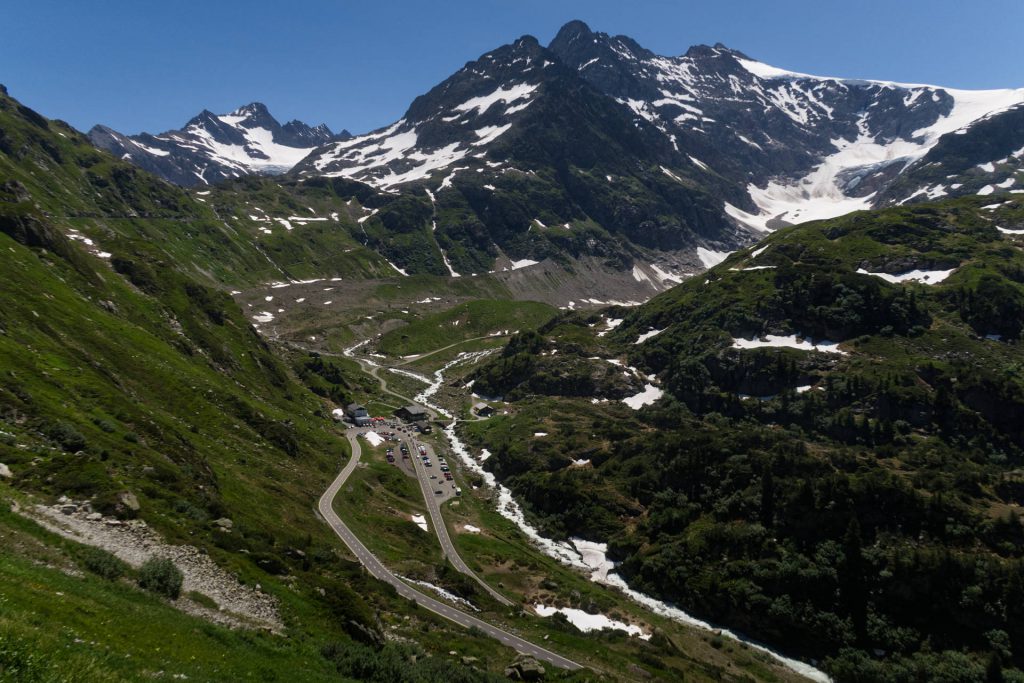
79, 547, 127, 580
137, 557, 183, 599
45, 420, 86, 452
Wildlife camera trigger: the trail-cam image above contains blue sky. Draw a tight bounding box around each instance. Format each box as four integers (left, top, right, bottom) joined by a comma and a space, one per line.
4, 0, 1022, 136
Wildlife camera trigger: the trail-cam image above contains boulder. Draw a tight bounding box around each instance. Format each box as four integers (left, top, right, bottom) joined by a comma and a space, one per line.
504, 655, 545, 681
0, 463, 11, 479
118, 491, 140, 513
213, 517, 234, 530
60, 504, 78, 515
86, 512, 103, 521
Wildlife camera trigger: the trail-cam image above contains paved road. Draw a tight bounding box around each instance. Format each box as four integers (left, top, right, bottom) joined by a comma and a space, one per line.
318, 432, 582, 671
404, 435, 514, 607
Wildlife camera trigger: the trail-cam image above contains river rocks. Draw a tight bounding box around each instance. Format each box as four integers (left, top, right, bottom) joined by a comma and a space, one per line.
86, 512, 103, 521
60, 504, 78, 515
504, 655, 545, 681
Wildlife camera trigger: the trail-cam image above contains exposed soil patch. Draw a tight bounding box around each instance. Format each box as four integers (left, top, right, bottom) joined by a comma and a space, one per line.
21, 501, 282, 632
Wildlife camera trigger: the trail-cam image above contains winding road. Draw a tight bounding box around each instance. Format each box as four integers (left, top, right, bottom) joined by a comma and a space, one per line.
403, 435, 514, 606
318, 431, 582, 671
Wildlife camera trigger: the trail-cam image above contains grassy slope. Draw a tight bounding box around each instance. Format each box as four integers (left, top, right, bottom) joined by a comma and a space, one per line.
377, 299, 558, 356
0, 91, 552, 682
198, 175, 427, 282
0, 505, 342, 682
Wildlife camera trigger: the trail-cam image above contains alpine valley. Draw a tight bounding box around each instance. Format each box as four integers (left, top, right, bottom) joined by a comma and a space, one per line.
2, 18, 1024, 683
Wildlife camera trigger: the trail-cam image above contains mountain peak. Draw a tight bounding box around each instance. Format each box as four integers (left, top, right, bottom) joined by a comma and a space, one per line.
513, 34, 540, 49
231, 102, 271, 118
184, 109, 220, 129
91, 101, 341, 186
683, 44, 721, 59
681, 43, 750, 61
550, 19, 595, 48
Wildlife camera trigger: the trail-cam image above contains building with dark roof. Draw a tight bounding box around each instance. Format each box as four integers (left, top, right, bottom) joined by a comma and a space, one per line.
396, 405, 430, 422
345, 403, 371, 426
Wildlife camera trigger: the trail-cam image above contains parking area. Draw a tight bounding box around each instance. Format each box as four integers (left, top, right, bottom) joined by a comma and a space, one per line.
348, 420, 450, 489
407, 436, 459, 506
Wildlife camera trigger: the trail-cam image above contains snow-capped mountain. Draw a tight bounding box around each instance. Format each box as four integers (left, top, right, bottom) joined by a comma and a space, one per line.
876, 103, 1024, 204
547, 21, 1024, 229
293, 35, 747, 264
294, 37, 558, 189
89, 103, 349, 186
95, 20, 1023, 276
295, 20, 1023, 236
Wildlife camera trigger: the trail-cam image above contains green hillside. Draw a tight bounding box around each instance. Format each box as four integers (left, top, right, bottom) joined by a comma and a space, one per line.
377, 300, 558, 356
465, 197, 1024, 680
0, 90, 530, 682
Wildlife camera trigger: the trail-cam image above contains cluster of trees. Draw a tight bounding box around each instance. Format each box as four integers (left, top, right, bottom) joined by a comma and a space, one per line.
763, 266, 931, 339
591, 403, 1024, 675
467, 199, 1024, 678
950, 276, 1024, 340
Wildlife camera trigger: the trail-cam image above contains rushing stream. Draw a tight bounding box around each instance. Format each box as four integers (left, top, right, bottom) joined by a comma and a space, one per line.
355, 345, 832, 682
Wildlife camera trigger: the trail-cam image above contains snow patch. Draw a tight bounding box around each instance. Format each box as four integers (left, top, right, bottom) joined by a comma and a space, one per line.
856, 267, 956, 284
597, 318, 623, 337
361, 431, 385, 448
635, 329, 664, 344
533, 604, 650, 639
732, 334, 846, 355
622, 384, 664, 409
454, 83, 539, 116
510, 259, 540, 270
697, 247, 731, 268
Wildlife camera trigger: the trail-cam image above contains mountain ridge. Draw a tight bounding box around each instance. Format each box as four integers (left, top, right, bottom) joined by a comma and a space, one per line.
88, 101, 350, 187
88, 21, 1023, 268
